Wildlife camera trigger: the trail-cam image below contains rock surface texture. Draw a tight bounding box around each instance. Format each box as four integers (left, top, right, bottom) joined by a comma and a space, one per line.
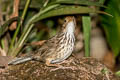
0, 57, 119, 80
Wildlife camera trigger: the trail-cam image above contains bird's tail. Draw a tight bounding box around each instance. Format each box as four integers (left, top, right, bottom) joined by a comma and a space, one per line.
8, 56, 33, 65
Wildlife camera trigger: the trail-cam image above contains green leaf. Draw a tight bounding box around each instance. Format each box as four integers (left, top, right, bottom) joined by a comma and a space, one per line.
101, 0, 120, 57
20, 0, 44, 9
115, 71, 120, 77
49, 0, 106, 7
0, 17, 20, 38
32, 5, 99, 23
82, 16, 91, 57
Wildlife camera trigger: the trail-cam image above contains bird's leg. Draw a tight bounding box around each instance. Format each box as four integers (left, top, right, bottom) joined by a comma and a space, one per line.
46, 58, 76, 71
50, 64, 76, 72
45, 58, 62, 67
57, 59, 73, 65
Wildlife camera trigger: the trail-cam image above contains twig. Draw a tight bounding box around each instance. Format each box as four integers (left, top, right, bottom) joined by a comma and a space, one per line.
9, 0, 20, 30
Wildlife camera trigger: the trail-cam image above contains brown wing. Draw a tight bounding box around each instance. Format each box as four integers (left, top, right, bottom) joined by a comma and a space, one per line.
34, 34, 58, 59
33, 32, 64, 62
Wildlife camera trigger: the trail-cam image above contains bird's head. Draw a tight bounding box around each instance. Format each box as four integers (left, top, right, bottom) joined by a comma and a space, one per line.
62, 16, 76, 34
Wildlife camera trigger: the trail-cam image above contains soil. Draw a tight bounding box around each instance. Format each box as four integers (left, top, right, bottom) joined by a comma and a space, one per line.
0, 56, 119, 80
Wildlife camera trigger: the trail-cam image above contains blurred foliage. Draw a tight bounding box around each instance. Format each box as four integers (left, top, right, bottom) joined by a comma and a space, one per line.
20, 0, 44, 9
115, 71, 120, 77
101, 0, 120, 57
0, 17, 20, 38
0, 0, 105, 57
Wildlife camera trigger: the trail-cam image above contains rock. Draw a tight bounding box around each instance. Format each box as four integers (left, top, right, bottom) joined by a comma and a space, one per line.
0, 57, 119, 80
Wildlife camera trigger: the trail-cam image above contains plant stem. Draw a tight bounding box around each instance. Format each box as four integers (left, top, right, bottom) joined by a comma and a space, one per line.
12, 24, 34, 57
8, 0, 31, 56
1, 39, 4, 49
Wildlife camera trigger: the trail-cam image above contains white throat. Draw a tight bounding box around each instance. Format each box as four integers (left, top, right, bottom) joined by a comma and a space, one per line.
66, 21, 75, 34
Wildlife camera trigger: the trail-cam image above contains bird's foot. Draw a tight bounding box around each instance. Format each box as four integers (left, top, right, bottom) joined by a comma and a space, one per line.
50, 65, 76, 72
45, 58, 76, 71
57, 59, 73, 65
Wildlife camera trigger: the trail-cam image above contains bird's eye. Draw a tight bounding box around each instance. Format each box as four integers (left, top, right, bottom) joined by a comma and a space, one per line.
64, 19, 67, 23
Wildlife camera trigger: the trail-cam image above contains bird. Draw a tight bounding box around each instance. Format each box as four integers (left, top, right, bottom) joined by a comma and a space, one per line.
8, 16, 76, 67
